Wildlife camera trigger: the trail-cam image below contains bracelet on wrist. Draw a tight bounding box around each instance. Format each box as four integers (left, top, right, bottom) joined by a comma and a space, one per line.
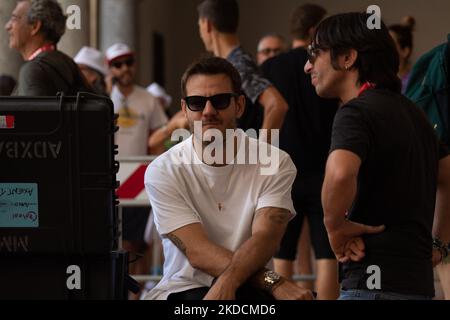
433, 238, 449, 263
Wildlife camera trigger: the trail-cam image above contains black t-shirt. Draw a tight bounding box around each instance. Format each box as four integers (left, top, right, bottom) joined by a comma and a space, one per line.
261, 48, 337, 178
331, 88, 450, 297
15, 50, 92, 96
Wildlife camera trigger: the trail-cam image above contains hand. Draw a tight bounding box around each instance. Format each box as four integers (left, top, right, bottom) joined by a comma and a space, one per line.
203, 278, 237, 300
170, 111, 188, 130
272, 278, 315, 300
342, 237, 366, 263
327, 220, 385, 263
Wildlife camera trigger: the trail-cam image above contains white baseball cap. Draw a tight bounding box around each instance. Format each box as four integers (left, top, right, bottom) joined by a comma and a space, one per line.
105, 43, 134, 64
74, 46, 108, 76
147, 82, 172, 108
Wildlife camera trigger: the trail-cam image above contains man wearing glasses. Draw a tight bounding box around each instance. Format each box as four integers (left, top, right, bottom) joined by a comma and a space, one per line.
256, 33, 287, 66
143, 57, 314, 300
304, 13, 450, 300
6, 0, 90, 96
106, 43, 168, 157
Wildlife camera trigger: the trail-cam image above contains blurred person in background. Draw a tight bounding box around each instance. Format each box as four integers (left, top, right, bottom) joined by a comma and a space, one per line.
389, 16, 416, 94
5, 0, 90, 96
74, 46, 108, 96
256, 33, 287, 65
197, 0, 288, 139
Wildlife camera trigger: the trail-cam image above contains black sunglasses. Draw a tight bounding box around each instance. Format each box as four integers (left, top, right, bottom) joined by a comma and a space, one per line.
111, 58, 135, 69
183, 93, 239, 112
307, 44, 326, 64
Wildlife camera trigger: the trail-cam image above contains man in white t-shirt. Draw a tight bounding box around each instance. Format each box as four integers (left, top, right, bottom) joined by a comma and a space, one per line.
143, 57, 314, 300
106, 43, 168, 156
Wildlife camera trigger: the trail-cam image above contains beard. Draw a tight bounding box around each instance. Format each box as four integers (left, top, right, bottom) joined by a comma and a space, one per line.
117, 71, 134, 86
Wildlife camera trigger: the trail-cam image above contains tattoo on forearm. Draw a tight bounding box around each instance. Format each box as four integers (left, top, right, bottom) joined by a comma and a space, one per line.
166, 234, 187, 255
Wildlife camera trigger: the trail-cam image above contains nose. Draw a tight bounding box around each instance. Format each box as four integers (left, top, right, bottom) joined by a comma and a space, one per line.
304, 60, 313, 74
120, 64, 130, 71
202, 100, 217, 116
5, 19, 11, 31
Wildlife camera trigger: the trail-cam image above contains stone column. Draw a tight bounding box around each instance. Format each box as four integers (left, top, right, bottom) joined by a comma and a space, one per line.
58, 0, 90, 58
0, 0, 24, 80
99, 0, 136, 52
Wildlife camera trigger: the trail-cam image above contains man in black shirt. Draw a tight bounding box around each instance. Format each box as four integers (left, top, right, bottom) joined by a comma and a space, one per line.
305, 12, 450, 299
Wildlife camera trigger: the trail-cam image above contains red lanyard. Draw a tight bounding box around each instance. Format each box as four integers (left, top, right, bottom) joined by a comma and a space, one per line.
358, 82, 376, 97
28, 44, 56, 61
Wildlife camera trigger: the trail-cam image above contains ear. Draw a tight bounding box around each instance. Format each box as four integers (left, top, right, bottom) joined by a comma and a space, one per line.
235, 95, 246, 119
181, 99, 187, 115
206, 18, 213, 33
400, 47, 411, 59
343, 48, 358, 70
30, 20, 42, 37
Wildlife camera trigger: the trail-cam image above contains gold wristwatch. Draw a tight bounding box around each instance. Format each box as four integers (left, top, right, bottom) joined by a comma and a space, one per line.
263, 270, 281, 293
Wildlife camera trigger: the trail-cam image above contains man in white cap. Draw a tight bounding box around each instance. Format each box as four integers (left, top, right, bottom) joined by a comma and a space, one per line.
106, 43, 168, 156
74, 46, 108, 96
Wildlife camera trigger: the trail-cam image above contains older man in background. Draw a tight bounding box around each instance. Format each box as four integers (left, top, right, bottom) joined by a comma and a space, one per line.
5, 0, 90, 96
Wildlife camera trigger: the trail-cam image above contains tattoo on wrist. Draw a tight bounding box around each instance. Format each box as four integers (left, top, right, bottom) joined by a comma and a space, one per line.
166, 234, 187, 255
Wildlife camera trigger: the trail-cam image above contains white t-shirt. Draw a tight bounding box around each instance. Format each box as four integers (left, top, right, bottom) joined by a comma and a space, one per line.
111, 85, 168, 156
143, 131, 297, 300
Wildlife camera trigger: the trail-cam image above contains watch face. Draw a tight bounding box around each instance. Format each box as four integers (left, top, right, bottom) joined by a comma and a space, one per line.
263, 271, 281, 292
265, 271, 280, 283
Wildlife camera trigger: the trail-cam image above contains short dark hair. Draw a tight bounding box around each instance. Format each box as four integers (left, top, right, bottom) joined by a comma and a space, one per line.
197, 0, 239, 34
181, 57, 242, 98
290, 3, 326, 40
314, 12, 401, 93
19, 0, 67, 44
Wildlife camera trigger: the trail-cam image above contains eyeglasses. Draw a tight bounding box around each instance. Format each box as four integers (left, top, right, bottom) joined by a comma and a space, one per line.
111, 58, 135, 69
183, 93, 239, 112
307, 44, 325, 64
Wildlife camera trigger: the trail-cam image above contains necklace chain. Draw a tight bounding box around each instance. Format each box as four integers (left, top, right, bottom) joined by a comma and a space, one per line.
198, 164, 235, 212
